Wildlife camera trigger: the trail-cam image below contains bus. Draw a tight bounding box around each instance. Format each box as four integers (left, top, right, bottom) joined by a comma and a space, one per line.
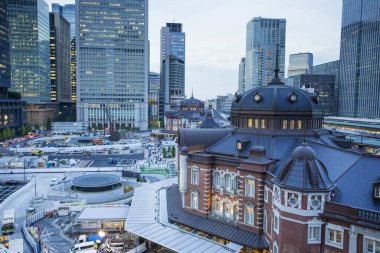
1, 210, 15, 235
69, 241, 100, 253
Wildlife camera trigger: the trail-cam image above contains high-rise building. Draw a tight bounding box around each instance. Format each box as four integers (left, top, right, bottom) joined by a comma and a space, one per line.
52, 3, 77, 103
8, 0, 50, 102
76, 0, 149, 131
149, 72, 160, 125
49, 12, 71, 103
0, 0, 26, 132
288, 52, 313, 77
338, 0, 380, 118
238, 58, 245, 93
244, 17, 286, 91
160, 23, 186, 119
293, 74, 336, 116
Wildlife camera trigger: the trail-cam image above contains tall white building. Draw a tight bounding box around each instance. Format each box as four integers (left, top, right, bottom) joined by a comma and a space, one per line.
76, 0, 149, 131
244, 17, 286, 91
238, 57, 245, 93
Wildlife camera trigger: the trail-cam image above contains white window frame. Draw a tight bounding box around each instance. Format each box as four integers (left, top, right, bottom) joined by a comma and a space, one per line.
273, 242, 278, 253
325, 224, 344, 249
213, 172, 221, 189
191, 191, 198, 210
264, 187, 269, 203
191, 168, 199, 185
273, 212, 280, 234
245, 178, 255, 197
364, 236, 380, 253
224, 203, 235, 220
244, 204, 254, 225
307, 224, 321, 244
375, 187, 380, 198
263, 209, 268, 232
225, 174, 234, 193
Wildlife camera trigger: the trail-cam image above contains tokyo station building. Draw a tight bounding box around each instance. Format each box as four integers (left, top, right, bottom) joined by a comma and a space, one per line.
126, 72, 380, 253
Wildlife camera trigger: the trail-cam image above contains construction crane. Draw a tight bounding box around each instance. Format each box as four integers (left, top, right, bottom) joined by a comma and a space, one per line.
102, 104, 114, 135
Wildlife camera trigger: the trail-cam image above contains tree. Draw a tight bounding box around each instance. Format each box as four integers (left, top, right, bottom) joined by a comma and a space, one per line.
21, 126, 26, 136
171, 146, 176, 157
46, 118, 52, 131
162, 148, 167, 158
25, 124, 32, 134
10, 129, 15, 138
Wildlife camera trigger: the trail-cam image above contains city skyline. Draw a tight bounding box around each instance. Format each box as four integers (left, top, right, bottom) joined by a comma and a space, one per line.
45, 0, 342, 101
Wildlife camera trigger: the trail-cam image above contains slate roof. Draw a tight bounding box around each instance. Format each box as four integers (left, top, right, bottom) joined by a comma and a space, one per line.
167, 186, 269, 250
180, 128, 233, 150
198, 114, 219, 129
231, 84, 323, 115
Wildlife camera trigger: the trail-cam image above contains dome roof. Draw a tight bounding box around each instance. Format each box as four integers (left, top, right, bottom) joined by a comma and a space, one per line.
180, 95, 204, 108
292, 143, 317, 160
276, 143, 333, 191
231, 84, 322, 115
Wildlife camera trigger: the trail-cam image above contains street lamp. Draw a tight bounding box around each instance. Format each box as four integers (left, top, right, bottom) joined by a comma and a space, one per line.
31, 175, 37, 197
98, 230, 106, 238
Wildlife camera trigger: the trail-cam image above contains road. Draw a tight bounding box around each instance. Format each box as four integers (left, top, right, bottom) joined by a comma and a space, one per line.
48, 153, 144, 167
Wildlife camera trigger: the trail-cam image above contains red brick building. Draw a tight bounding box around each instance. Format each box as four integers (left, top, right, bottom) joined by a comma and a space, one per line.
170, 74, 380, 252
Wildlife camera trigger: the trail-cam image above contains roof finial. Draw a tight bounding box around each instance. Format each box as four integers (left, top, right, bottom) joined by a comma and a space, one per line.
191, 87, 194, 98
268, 44, 284, 85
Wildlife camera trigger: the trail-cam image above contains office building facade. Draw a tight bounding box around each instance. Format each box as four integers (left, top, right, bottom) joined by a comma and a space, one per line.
160, 23, 186, 119
338, 0, 380, 118
244, 17, 286, 91
76, 0, 149, 131
288, 52, 313, 77
0, 0, 26, 132
148, 72, 160, 125
8, 0, 50, 103
293, 74, 336, 116
238, 57, 245, 93
49, 12, 71, 103
52, 3, 77, 104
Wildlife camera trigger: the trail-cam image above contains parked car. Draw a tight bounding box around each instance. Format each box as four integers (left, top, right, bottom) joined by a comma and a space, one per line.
50, 178, 59, 187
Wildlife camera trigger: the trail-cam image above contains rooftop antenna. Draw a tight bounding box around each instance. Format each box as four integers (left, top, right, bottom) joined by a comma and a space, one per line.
191, 87, 194, 98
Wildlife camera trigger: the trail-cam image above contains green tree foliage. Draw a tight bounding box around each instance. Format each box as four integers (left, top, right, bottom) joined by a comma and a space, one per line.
46, 118, 52, 131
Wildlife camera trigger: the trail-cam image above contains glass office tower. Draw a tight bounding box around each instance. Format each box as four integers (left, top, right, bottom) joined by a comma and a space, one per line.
76, 0, 149, 131
160, 23, 186, 119
244, 17, 286, 91
338, 0, 380, 118
52, 3, 77, 103
288, 53, 313, 78
49, 12, 71, 103
8, 0, 50, 102
238, 57, 246, 94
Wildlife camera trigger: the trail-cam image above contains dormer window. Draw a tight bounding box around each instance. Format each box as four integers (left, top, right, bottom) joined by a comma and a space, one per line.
236, 140, 243, 151
372, 179, 380, 199
375, 187, 380, 198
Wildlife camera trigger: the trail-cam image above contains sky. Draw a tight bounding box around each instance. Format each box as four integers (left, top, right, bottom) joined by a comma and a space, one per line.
47, 0, 343, 100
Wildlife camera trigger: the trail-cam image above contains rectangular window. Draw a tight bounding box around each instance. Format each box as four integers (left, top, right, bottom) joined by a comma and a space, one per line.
282, 120, 288, 129
254, 118, 259, 128
375, 187, 380, 198
264, 187, 269, 203
261, 119, 266, 129
297, 119, 302, 129
248, 118, 253, 128
326, 226, 343, 248
245, 205, 254, 225
365, 237, 380, 253
191, 191, 198, 209
245, 178, 255, 197
308, 225, 321, 243
289, 120, 295, 129
263, 209, 268, 232
225, 204, 235, 220
191, 169, 199, 185
274, 213, 279, 234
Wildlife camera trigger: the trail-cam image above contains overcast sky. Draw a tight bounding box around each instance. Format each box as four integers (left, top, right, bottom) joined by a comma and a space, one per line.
47, 0, 343, 100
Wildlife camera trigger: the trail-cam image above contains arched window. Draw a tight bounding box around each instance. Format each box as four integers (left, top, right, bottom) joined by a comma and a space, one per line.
213, 172, 221, 189
224, 203, 235, 220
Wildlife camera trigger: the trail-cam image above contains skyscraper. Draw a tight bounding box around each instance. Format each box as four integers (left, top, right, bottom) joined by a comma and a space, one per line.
0, 0, 26, 131
52, 3, 77, 103
338, 0, 380, 118
160, 23, 186, 119
8, 0, 50, 102
244, 17, 286, 91
148, 72, 160, 127
288, 52, 313, 77
76, 0, 149, 131
238, 57, 245, 94
49, 12, 71, 103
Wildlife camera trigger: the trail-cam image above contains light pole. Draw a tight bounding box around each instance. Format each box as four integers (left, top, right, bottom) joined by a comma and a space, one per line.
32, 175, 37, 197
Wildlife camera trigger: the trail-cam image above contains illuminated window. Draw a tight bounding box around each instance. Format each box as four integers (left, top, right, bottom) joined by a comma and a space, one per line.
248, 118, 253, 128
289, 120, 295, 129
261, 119, 266, 129
297, 120, 302, 129
245, 178, 255, 197
244, 204, 254, 225
282, 120, 288, 129
254, 118, 259, 128
191, 191, 198, 209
